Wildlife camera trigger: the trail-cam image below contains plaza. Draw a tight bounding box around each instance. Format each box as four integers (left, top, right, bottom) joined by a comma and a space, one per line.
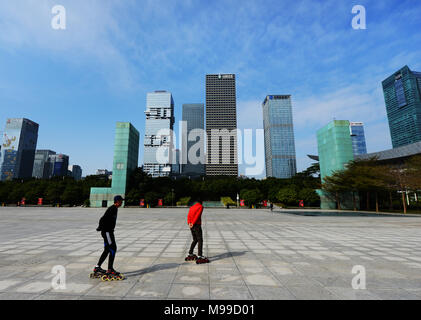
0, 207, 421, 300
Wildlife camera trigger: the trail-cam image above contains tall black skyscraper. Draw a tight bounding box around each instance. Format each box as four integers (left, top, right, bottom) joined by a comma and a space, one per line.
205, 74, 238, 176
181, 103, 205, 176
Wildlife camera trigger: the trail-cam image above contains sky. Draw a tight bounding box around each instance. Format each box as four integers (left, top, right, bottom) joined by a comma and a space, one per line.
0, 0, 420, 177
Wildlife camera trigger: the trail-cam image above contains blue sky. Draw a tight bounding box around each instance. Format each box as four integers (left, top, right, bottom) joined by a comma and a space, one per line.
0, 0, 420, 177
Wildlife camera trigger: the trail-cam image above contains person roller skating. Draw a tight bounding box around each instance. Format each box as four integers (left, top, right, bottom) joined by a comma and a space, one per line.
89, 266, 106, 279
185, 199, 210, 264
91, 195, 125, 281
101, 268, 124, 281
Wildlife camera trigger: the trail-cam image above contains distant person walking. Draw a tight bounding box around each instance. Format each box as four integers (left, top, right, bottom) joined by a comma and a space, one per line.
270, 203, 273, 212
185, 199, 209, 264
91, 195, 125, 281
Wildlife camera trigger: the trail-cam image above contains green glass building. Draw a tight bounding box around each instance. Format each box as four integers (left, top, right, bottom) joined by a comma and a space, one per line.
90, 122, 139, 207
316, 120, 354, 209
382, 65, 421, 148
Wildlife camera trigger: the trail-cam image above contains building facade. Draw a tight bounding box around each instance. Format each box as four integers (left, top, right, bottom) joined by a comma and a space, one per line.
48, 154, 69, 178
317, 120, 355, 209
349, 122, 367, 156
68, 165, 82, 180
90, 122, 139, 207
205, 74, 238, 176
0, 118, 39, 181
32, 150, 56, 179
143, 91, 174, 177
382, 65, 421, 148
181, 103, 205, 176
262, 95, 297, 178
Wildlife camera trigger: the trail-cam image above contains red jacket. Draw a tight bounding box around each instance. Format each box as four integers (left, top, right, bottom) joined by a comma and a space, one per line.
187, 203, 203, 225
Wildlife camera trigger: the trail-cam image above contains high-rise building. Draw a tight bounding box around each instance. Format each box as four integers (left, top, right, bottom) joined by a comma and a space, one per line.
205, 74, 238, 176
90, 122, 139, 207
181, 103, 205, 176
68, 165, 82, 180
349, 122, 367, 156
172, 149, 181, 175
317, 120, 355, 209
382, 65, 421, 148
48, 154, 69, 178
262, 95, 297, 178
143, 91, 174, 177
33, 150, 56, 179
0, 118, 39, 181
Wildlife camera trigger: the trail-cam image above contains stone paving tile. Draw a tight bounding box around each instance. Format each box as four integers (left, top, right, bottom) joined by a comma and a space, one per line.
247, 285, 296, 300
125, 281, 172, 299
1, 207, 421, 300
210, 285, 253, 300
168, 284, 210, 299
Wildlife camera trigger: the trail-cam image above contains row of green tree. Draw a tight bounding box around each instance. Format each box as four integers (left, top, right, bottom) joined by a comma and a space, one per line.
0, 175, 111, 206
124, 164, 320, 207
322, 156, 421, 213
0, 164, 321, 207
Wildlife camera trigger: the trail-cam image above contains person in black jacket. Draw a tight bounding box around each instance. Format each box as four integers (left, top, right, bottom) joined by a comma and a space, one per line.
92, 195, 124, 278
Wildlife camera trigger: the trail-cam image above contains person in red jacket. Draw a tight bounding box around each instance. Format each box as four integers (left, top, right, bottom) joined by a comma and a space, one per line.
185, 199, 209, 264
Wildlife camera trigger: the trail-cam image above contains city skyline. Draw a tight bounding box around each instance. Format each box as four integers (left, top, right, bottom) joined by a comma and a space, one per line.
0, 1, 420, 177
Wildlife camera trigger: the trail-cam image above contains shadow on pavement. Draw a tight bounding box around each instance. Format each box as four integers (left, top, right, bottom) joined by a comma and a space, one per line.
124, 263, 180, 277
210, 251, 247, 262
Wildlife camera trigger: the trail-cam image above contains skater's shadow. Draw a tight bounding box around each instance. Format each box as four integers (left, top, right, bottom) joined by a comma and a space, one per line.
124, 263, 180, 277
210, 251, 247, 262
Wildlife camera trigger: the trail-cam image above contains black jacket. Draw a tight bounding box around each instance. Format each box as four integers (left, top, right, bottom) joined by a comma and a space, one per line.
96, 205, 118, 232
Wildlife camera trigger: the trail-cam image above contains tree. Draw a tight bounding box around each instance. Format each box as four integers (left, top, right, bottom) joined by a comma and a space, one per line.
276, 187, 298, 206
240, 189, 264, 207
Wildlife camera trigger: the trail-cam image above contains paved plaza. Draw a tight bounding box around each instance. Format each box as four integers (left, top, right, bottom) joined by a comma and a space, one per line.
0, 207, 421, 300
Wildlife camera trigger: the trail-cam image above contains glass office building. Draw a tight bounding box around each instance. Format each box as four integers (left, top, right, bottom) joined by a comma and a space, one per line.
382, 65, 421, 148
143, 91, 174, 177
206, 74, 238, 176
68, 165, 82, 180
48, 154, 69, 178
181, 103, 205, 176
317, 120, 355, 209
90, 122, 139, 207
349, 122, 367, 156
262, 95, 297, 178
33, 150, 56, 179
0, 118, 39, 181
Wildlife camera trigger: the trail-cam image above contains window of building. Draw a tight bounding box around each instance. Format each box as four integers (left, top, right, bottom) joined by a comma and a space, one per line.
116, 163, 124, 170
394, 78, 407, 108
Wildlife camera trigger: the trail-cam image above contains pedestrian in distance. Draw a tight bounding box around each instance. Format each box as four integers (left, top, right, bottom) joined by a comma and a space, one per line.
270, 203, 273, 212
185, 199, 209, 264
90, 195, 125, 281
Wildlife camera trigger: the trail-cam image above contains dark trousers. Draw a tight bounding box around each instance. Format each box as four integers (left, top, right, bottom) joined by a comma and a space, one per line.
98, 231, 117, 270
189, 224, 203, 257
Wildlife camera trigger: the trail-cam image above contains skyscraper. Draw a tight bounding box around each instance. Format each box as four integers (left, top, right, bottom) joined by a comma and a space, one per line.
68, 165, 82, 180
317, 120, 355, 209
0, 118, 39, 181
48, 153, 69, 178
181, 103, 205, 176
349, 122, 367, 156
143, 91, 175, 177
262, 95, 297, 178
32, 150, 56, 179
382, 65, 421, 148
90, 122, 139, 207
205, 74, 238, 176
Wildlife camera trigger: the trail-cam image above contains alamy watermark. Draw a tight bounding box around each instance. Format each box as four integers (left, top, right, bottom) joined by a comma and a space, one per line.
51, 265, 66, 290
352, 5, 366, 30
351, 265, 366, 290
151, 124, 265, 176
51, 5, 66, 30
